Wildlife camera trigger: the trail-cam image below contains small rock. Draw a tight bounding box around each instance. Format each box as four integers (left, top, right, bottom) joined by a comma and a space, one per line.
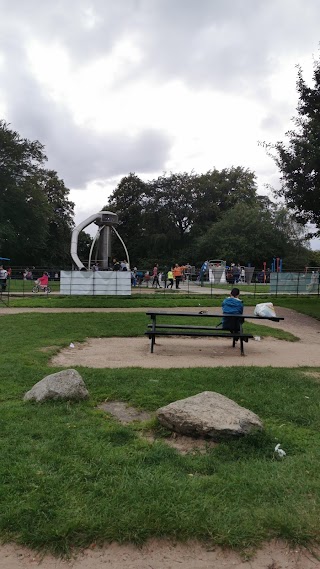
24, 369, 89, 402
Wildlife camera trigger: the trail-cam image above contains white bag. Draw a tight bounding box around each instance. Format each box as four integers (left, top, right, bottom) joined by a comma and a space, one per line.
254, 302, 276, 318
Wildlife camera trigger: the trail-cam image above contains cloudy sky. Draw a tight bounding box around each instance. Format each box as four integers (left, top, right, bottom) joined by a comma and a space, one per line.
1, 0, 320, 247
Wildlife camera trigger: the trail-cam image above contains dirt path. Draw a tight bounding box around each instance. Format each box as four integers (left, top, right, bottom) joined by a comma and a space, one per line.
48, 306, 320, 368
2, 305, 320, 567
1, 540, 319, 569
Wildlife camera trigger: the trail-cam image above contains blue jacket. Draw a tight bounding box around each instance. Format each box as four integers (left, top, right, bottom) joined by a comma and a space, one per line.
222, 297, 243, 330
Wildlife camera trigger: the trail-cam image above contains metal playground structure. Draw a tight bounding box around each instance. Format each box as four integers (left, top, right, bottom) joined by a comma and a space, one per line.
61, 211, 132, 295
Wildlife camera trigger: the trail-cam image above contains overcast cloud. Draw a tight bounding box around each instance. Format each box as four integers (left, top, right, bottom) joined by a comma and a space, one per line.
0, 0, 320, 245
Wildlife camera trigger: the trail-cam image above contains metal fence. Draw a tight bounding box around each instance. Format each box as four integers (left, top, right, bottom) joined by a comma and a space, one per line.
3, 268, 320, 299
130, 271, 320, 297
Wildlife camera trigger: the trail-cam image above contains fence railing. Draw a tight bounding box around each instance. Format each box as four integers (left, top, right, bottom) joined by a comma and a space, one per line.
2, 269, 320, 299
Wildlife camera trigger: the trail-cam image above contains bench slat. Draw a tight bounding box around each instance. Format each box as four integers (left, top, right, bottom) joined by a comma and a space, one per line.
145, 331, 253, 338
146, 311, 283, 322
147, 324, 223, 330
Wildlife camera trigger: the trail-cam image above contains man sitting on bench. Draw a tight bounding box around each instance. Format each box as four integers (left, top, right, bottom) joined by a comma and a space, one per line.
221, 287, 244, 335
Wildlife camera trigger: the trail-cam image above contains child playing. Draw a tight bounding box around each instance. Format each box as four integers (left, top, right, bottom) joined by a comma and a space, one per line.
166, 268, 174, 288
36, 272, 49, 289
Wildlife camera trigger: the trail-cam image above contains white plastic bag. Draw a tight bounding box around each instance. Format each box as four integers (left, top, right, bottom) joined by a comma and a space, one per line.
254, 302, 276, 317
274, 443, 286, 458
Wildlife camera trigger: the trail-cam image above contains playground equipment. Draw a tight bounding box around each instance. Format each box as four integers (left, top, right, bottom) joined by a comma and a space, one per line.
61, 211, 131, 296
199, 260, 227, 284
199, 260, 255, 285
271, 257, 282, 273
70, 211, 129, 270
208, 260, 227, 284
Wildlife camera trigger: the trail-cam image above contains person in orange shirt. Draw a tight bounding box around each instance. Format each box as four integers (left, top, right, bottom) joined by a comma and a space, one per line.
172, 263, 185, 289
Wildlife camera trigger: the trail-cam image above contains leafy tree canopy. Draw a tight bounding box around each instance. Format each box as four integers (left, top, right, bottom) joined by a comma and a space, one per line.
0, 120, 78, 266
103, 173, 148, 262
194, 200, 311, 269
264, 56, 320, 233
106, 167, 259, 266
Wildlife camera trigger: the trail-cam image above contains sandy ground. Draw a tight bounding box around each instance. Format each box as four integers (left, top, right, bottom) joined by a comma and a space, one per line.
1, 540, 320, 569
50, 306, 320, 368
2, 305, 320, 567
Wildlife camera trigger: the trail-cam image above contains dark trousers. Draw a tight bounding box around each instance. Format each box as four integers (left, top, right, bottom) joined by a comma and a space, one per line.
222, 316, 243, 332
175, 276, 181, 289
152, 276, 161, 288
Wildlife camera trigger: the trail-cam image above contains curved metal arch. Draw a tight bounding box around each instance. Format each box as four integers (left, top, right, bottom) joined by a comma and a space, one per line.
71, 213, 102, 270
71, 211, 129, 270
112, 226, 130, 269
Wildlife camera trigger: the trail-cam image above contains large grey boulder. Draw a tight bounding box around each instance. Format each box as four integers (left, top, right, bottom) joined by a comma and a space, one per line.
156, 391, 263, 440
24, 369, 89, 402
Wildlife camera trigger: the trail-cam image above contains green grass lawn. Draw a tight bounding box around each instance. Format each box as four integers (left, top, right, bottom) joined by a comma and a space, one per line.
202, 282, 270, 293
0, 308, 319, 554
3, 292, 320, 319
6, 279, 266, 294
7, 279, 61, 293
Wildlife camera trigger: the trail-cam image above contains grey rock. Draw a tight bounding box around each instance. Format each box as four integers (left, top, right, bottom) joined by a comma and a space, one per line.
156, 391, 263, 440
24, 369, 89, 402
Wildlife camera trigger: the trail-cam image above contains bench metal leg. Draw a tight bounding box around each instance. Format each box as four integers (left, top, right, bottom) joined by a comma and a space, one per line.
239, 322, 245, 356
150, 316, 157, 353
232, 336, 245, 355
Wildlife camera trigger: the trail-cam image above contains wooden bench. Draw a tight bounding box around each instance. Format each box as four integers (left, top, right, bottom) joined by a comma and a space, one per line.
145, 311, 284, 356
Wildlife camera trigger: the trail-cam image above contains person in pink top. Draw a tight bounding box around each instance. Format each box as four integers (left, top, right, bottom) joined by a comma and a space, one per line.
152, 263, 162, 288
37, 272, 49, 288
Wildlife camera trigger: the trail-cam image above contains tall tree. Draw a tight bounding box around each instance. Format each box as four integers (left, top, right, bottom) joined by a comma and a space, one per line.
192, 166, 257, 236
105, 167, 310, 269
149, 172, 198, 238
0, 121, 49, 264
141, 172, 198, 262
264, 57, 320, 232
0, 120, 76, 266
106, 173, 148, 263
194, 201, 309, 269
39, 170, 75, 266
106, 168, 259, 266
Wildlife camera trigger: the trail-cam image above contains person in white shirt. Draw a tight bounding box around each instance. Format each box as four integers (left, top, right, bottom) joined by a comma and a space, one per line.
0, 265, 8, 291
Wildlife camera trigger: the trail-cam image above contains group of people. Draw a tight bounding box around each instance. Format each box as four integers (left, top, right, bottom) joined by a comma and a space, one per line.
23, 267, 34, 280
0, 266, 56, 294
150, 263, 187, 290
166, 264, 185, 289
0, 266, 49, 293
226, 263, 245, 284
91, 259, 130, 272
89, 262, 189, 288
